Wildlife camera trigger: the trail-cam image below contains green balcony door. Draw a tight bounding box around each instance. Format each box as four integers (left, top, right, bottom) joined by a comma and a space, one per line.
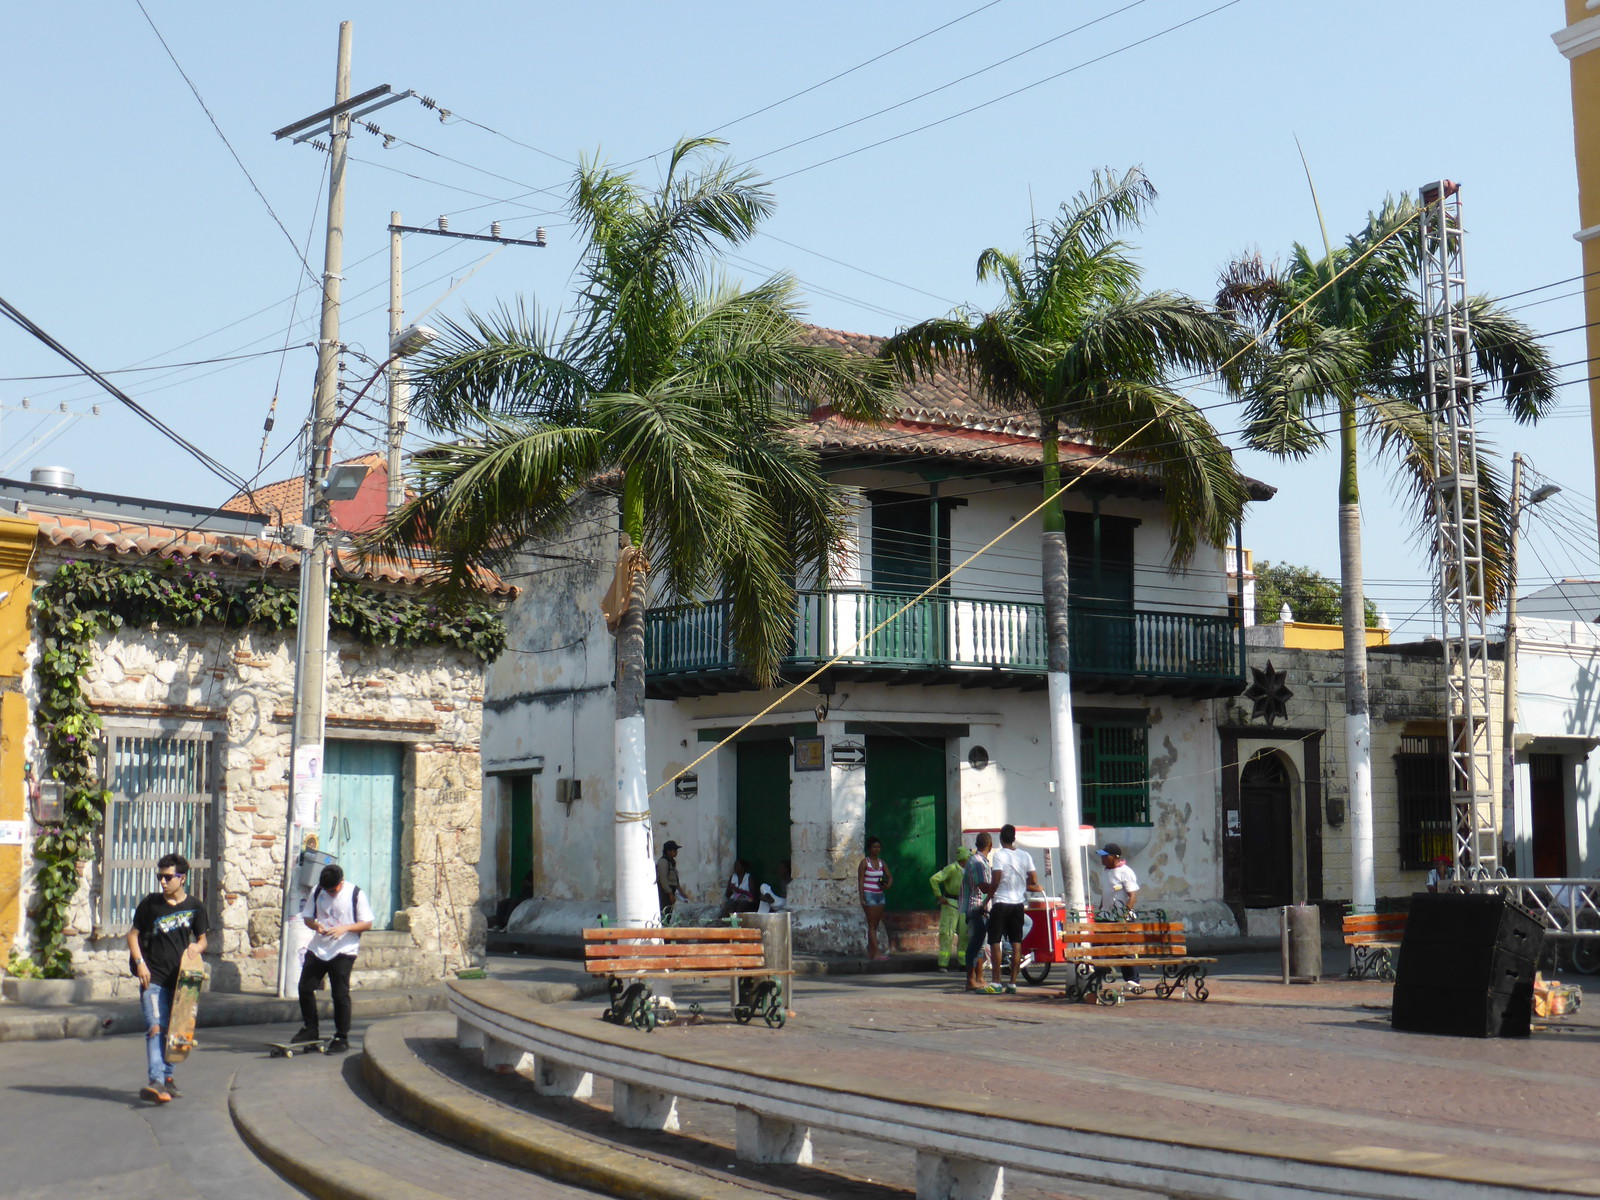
864, 735, 945, 911
321, 740, 404, 929
736, 739, 792, 898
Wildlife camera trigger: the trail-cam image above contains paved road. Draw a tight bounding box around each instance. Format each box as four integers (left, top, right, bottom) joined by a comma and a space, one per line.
0, 1021, 307, 1200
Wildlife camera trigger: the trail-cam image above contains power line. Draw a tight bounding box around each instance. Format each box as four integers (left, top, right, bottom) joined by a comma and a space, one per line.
133, 0, 320, 289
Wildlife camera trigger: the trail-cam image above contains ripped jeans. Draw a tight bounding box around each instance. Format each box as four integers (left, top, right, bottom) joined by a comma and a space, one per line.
139, 981, 174, 1086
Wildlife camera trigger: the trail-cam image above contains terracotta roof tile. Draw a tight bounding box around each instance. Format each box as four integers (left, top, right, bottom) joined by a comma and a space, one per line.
25, 510, 516, 597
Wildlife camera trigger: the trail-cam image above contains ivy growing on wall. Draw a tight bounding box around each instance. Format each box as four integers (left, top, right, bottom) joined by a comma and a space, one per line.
24, 557, 507, 977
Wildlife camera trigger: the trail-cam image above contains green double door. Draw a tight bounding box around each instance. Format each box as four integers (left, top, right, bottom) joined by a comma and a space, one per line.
864, 736, 946, 912
320, 740, 404, 929
736, 740, 792, 898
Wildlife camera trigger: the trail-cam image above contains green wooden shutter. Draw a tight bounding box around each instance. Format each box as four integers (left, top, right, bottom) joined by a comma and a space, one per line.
1079, 723, 1150, 827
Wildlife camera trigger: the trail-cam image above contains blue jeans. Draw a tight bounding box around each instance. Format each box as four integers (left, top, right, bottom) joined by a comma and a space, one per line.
965, 908, 990, 974
140, 981, 174, 1086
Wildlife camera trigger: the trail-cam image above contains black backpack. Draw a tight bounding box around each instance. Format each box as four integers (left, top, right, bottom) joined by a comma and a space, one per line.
311, 884, 362, 926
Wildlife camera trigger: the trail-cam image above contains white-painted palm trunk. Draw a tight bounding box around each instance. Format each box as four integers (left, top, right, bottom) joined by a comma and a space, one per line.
1339, 500, 1376, 911
1042, 530, 1088, 917
1048, 670, 1087, 916
614, 712, 656, 928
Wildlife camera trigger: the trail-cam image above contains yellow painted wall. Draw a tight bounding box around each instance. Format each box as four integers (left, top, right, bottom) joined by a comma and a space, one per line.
1558, 1, 1600, 531
0, 516, 38, 963
1276, 621, 1391, 650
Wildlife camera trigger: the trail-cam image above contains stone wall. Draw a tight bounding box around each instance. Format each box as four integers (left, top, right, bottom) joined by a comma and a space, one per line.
24, 552, 488, 997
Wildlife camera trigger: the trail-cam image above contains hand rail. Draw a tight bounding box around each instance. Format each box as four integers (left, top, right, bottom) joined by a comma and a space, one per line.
645, 589, 1241, 682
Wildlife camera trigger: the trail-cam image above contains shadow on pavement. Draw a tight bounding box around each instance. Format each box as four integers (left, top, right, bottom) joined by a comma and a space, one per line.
11, 1082, 144, 1107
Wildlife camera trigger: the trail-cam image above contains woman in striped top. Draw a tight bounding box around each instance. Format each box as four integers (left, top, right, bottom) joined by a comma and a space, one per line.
858, 837, 894, 960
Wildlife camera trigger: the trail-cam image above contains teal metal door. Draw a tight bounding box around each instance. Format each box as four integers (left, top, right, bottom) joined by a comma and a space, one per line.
736, 740, 792, 898
321, 740, 404, 929
864, 736, 945, 911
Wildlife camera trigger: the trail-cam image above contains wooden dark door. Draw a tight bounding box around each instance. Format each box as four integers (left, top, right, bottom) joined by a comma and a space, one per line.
1239, 752, 1293, 907
1529, 754, 1568, 877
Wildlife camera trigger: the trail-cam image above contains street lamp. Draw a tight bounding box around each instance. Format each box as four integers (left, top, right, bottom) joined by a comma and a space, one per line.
275, 330, 440, 999
1500, 453, 1560, 877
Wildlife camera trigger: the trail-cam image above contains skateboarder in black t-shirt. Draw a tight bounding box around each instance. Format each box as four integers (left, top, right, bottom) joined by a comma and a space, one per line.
126, 853, 209, 1103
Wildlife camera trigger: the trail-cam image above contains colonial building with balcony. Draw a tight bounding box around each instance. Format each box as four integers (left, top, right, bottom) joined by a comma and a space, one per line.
482, 329, 1276, 950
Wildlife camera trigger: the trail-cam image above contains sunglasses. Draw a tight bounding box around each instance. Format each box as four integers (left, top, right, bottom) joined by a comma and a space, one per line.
157, 872, 184, 882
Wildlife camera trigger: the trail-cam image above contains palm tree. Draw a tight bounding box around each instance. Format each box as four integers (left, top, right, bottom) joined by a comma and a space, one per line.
1217, 193, 1556, 909
884, 167, 1252, 916
372, 138, 897, 927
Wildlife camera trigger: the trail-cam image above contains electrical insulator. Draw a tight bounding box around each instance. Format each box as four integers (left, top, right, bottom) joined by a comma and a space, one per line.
491, 221, 502, 239
438, 216, 449, 232
535, 227, 547, 245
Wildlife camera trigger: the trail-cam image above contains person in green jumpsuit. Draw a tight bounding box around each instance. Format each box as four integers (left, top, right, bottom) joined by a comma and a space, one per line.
929, 846, 973, 969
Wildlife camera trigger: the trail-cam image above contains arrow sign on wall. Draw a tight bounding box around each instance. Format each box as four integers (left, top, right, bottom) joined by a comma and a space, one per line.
831, 741, 866, 768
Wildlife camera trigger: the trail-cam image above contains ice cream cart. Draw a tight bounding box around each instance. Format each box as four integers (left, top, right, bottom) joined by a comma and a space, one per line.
961, 825, 1095, 986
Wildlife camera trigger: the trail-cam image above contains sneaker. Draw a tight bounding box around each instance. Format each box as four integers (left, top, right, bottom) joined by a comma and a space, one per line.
1126, 982, 1145, 995
1004, 983, 1018, 994
326, 1036, 349, 1053
163, 1078, 181, 1098
289, 1026, 320, 1044
979, 983, 1001, 994
139, 1084, 172, 1104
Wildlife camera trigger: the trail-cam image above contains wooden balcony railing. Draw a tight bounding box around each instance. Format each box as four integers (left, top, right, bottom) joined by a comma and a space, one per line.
645, 589, 1242, 688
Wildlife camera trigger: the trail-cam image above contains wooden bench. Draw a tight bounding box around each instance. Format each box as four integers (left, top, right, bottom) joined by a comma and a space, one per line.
582, 927, 791, 1031
1057, 920, 1216, 1005
1343, 911, 1406, 981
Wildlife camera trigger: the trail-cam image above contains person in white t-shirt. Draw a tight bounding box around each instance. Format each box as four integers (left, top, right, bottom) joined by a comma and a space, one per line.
1097, 844, 1144, 993
290, 863, 375, 1052
988, 824, 1042, 993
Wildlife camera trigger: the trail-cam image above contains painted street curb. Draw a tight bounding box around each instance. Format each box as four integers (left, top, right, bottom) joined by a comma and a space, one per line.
361, 1014, 775, 1200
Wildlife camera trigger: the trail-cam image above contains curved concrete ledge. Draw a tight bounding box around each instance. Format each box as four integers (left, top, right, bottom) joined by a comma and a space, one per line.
449, 977, 1600, 1200
229, 1069, 446, 1200
361, 1015, 772, 1200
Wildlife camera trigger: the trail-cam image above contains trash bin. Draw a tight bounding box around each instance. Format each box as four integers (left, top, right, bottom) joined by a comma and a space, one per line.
294, 848, 337, 893
1281, 904, 1322, 983
738, 911, 794, 1011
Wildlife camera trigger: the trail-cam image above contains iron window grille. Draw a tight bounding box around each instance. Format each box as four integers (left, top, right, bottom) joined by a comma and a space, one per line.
98, 726, 223, 935
1395, 734, 1451, 871
1079, 720, 1150, 827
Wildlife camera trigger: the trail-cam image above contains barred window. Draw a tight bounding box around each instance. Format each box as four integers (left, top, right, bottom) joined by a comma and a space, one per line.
1079, 721, 1150, 827
1395, 734, 1450, 871
100, 729, 221, 933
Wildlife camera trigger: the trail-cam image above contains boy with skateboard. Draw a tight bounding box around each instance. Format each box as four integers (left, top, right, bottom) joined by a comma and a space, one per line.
126, 853, 209, 1103
288, 863, 373, 1053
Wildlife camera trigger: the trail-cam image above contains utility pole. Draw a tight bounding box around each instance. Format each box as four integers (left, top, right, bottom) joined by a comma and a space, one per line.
1501, 452, 1524, 873
1499, 453, 1560, 877
276, 21, 353, 999
383, 217, 546, 513
387, 211, 406, 513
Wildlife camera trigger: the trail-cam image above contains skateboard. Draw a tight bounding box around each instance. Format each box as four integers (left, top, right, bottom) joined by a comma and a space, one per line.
165, 945, 205, 1062
267, 1038, 332, 1058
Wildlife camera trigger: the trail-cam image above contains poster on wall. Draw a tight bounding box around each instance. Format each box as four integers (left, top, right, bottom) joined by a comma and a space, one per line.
0, 819, 23, 845
292, 744, 323, 828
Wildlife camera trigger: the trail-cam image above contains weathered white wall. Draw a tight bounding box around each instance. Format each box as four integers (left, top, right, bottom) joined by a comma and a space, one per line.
1511, 618, 1600, 875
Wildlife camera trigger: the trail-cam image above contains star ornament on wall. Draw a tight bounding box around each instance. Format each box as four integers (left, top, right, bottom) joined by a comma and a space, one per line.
1243, 661, 1293, 727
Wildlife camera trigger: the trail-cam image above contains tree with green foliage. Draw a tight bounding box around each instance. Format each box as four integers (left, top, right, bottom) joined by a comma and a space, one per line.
1218, 192, 1556, 908
1254, 560, 1378, 628
885, 167, 1251, 915
371, 138, 897, 928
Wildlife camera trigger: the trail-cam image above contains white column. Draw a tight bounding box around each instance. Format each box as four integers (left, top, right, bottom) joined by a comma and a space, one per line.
915, 1150, 1004, 1200
735, 1109, 813, 1164
482, 1034, 532, 1074
613, 1081, 680, 1132
533, 1057, 593, 1101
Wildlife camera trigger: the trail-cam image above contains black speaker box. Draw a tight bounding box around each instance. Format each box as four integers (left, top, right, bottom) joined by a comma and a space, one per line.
1390, 892, 1545, 1038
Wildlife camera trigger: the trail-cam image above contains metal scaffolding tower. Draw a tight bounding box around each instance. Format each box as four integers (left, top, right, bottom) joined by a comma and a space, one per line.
1417, 180, 1498, 878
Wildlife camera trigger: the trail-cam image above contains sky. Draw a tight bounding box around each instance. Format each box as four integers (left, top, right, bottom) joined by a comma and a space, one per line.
2, 1, 1596, 635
